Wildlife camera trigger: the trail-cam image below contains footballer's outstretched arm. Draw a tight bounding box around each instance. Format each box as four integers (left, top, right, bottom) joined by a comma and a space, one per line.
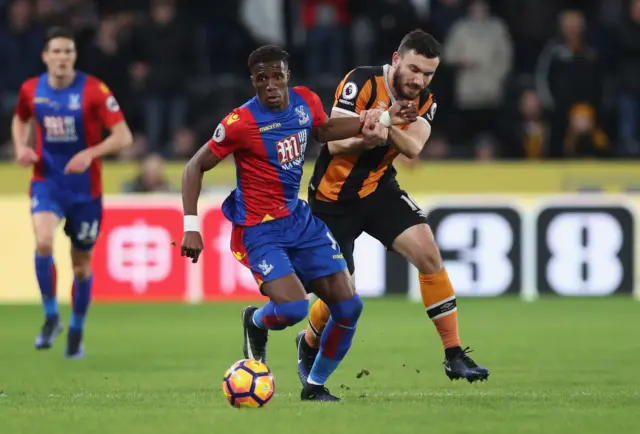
326, 110, 381, 155
182, 144, 221, 216
311, 116, 365, 144
327, 101, 419, 155
313, 101, 418, 145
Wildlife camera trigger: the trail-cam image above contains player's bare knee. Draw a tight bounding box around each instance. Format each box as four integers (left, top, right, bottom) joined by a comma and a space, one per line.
71, 249, 92, 280
395, 224, 442, 274
35, 241, 54, 256
332, 272, 356, 302
72, 263, 92, 280
310, 270, 354, 305
260, 274, 307, 304
313, 272, 363, 324
32, 213, 61, 255
34, 230, 54, 255
416, 246, 443, 274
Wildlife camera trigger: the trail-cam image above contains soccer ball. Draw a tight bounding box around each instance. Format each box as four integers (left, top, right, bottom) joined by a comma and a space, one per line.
222, 359, 275, 408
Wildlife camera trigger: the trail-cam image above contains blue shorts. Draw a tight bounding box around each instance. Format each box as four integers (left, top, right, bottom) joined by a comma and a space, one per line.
230, 201, 347, 290
30, 180, 103, 251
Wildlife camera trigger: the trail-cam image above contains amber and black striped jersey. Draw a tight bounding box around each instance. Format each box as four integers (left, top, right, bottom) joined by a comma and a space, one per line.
309, 65, 436, 203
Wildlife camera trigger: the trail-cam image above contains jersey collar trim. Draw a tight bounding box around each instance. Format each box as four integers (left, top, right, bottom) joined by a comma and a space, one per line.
382, 65, 396, 105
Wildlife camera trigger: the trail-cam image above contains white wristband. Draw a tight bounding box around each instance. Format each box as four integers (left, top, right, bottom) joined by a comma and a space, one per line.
379, 110, 392, 127
184, 215, 200, 232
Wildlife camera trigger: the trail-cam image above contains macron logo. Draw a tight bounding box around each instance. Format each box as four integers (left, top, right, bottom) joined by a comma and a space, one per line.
259, 123, 281, 132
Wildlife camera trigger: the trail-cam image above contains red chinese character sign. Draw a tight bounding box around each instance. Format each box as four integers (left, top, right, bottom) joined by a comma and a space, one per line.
92, 205, 187, 301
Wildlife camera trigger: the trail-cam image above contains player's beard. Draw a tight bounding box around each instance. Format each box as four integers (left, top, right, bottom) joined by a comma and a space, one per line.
392, 68, 422, 100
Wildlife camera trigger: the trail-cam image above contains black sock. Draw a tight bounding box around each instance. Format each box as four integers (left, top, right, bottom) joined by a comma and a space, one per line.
445, 346, 462, 360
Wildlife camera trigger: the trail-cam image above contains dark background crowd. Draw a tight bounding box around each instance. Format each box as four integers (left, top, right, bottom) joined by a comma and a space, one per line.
1, 0, 639, 174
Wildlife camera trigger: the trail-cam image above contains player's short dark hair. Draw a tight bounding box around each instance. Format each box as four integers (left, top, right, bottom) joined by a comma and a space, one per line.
44, 27, 75, 50
247, 45, 290, 71
398, 29, 441, 59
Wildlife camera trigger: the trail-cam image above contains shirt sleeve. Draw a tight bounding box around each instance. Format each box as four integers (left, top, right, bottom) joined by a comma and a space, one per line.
292, 86, 328, 128
207, 110, 244, 160
92, 79, 125, 129
333, 67, 375, 116
418, 92, 437, 125
14, 79, 36, 121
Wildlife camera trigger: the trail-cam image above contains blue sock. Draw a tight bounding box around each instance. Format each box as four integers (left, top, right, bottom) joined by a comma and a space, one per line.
308, 295, 364, 385
70, 275, 92, 332
252, 299, 309, 330
35, 254, 58, 320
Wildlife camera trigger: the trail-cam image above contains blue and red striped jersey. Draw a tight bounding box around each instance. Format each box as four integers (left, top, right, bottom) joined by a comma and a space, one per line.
208, 86, 327, 226
15, 71, 124, 199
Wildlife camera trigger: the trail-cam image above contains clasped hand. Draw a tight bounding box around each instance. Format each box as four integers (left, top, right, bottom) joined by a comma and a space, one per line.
359, 101, 418, 146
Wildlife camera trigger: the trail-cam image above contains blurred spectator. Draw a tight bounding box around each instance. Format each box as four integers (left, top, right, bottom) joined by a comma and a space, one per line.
421, 131, 452, 160
34, 0, 63, 26
535, 10, 603, 158
94, 0, 148, 15
504, 89, 549, 159
474, 133, 499, 161
129, 0, 196, 150
409, 0, 429, 24
592, 0, 625, 68
0, 0, 633, 162
563, 103, 610, 158
242, 0, 285, 46
0, 138, 13, 160
302, 0, 349, 82
202, 2, 247, 75
429, 0, 466, 42
77, 15, 130, 113
616, 0, 640, 155
169, 128, 197, 160
500, 0, 565, 74
592, 0, 625, 30
0, 0, 44, 115
444, 0, 512, 144
117, 133, 148, 161
367, 0, 420, 66
122, 153, 172, 193
65, 0, 98, 55
349, 5, 375, 67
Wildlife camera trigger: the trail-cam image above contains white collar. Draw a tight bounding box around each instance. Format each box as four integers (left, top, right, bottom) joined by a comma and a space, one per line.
382, 64, 397, 104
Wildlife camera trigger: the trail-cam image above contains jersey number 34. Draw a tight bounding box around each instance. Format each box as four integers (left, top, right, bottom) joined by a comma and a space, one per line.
77, 220, 99, 242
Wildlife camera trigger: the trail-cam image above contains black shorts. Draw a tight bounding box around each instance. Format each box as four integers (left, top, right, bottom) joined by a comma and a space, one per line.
309, 181, 428, 274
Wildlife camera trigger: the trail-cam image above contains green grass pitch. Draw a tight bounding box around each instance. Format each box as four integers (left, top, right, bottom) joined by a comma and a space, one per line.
0, 297, 639, 434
